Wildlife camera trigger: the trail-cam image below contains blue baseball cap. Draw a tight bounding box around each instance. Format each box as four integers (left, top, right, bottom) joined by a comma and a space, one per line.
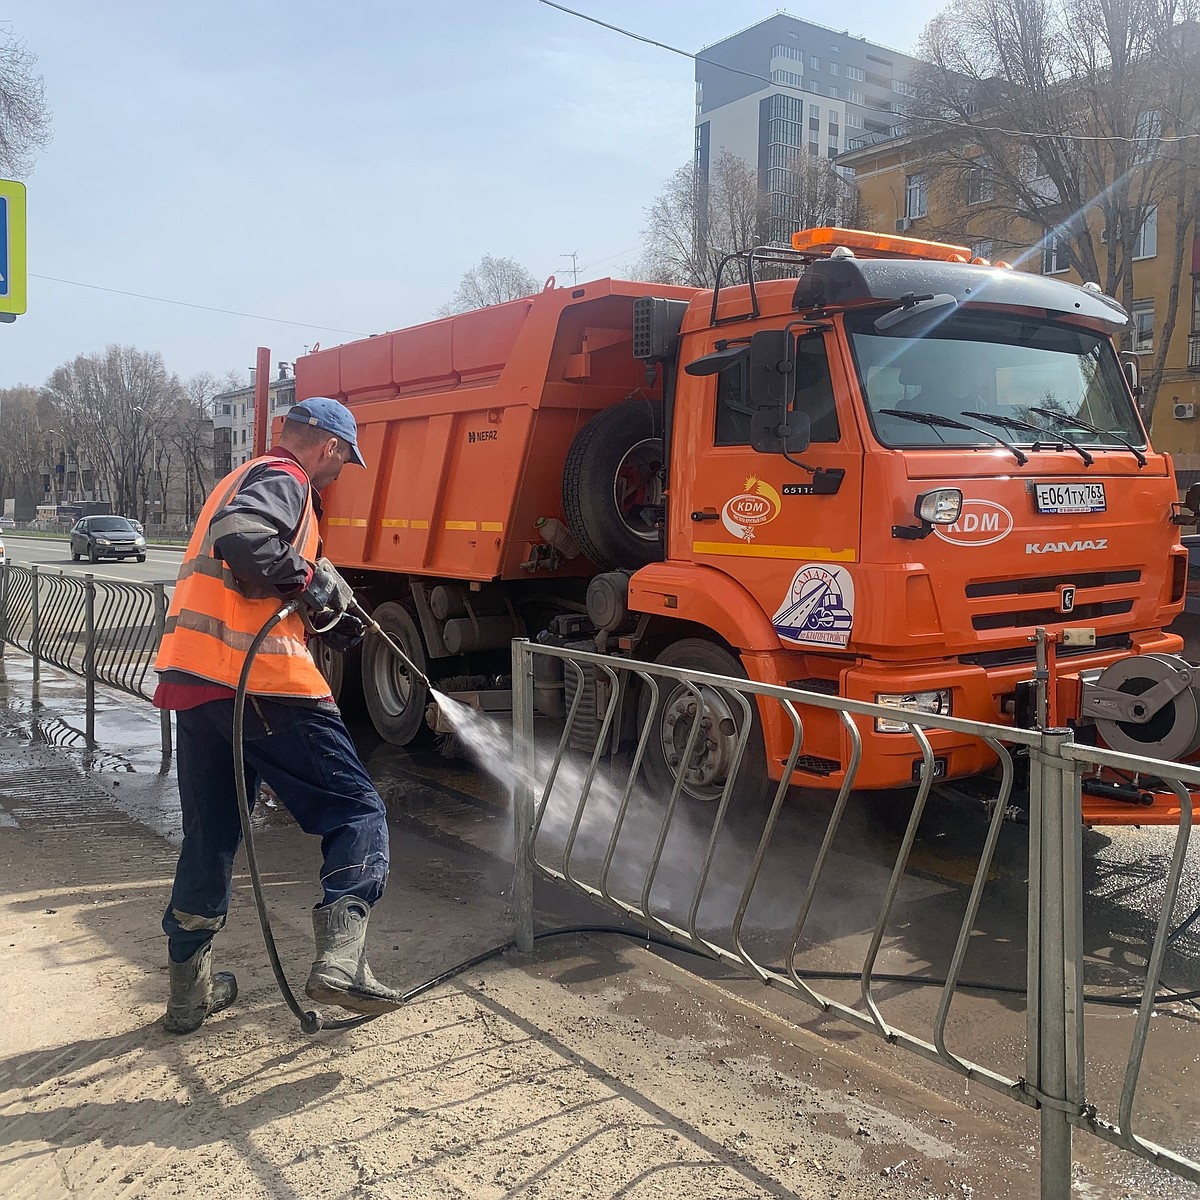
286, 397, 366, 468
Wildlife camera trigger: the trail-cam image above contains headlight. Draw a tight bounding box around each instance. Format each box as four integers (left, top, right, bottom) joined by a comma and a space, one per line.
874, 689, 952, 733
134, 536, 145, 546
915, 488, 962, 525
95, 537, 111, 546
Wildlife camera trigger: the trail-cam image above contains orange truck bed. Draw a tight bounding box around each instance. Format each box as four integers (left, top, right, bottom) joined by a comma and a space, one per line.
295, 279, 697, 582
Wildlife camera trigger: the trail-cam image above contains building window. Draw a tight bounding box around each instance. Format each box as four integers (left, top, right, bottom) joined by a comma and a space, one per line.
845, 111, 863, 129
809, 137, 820, 154
1134, 110, 1161, 163
905, 173, 927, 219
809, 55, 820, 70
971, 239, 995, 261
1131, 301, 1154, 352
771, 69, 804, 88
846, 89, 863, 105
966, 157, 993, 205
828, 61, 840, 76
803, 80, 820, 94
1132, 206, 1158, 259
846, 65, 865, 81
827, 140, 839, 157
1042, 237, 1069, 274
1192, 275, 1200, 334
772, 44, 804, 62
1019, 147, 1060, 204
894, 79, 915, 97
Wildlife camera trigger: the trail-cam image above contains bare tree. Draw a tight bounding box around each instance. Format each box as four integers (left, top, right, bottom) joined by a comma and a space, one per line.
0, 386, 49, 516
437, 255, 541, 316
169, 371, 239, 521
636, 149, 858, 288
0, 25, 52, 177
45, 346, 184, 520
909, 0, 1200, 420
637, 151, 766, 288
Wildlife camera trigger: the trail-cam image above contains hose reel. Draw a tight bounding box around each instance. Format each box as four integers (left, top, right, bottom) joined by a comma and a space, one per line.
1080, 653, 1200, 761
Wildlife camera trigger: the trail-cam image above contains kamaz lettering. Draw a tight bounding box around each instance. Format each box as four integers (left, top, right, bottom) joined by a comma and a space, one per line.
1025, 539, 1109, 554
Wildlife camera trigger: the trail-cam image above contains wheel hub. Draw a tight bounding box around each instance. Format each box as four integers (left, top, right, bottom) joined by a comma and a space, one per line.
659, 685, 740, 799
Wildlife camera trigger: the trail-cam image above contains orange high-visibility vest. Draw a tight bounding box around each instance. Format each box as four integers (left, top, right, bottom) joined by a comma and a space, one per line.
154, 455, 329, 698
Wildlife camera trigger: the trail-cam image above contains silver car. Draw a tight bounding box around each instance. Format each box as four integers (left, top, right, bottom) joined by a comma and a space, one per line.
70, 515, 147, 563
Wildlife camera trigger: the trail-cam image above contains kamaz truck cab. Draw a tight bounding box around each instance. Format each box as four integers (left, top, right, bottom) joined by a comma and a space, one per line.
630, 228, 1186, 799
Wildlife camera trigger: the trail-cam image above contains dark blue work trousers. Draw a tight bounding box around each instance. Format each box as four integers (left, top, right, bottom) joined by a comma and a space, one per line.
162, 697, 389, 963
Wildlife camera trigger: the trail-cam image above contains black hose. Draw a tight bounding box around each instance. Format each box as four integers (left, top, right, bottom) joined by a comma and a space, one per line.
233, 610, 1194, 1034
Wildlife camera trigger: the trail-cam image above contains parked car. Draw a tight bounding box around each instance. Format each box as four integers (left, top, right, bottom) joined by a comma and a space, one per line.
0, 515, 15, 529
70, 515, 147, 563
127, 517, 145, 534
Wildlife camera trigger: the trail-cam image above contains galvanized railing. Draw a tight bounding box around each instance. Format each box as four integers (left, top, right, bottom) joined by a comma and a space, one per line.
510, 639, 1200, 1200
0, 562, 171, 753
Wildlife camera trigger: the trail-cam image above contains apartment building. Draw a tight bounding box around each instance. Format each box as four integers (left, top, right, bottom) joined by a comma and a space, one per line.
213, 363, 297, 475
695, 14, 919, 245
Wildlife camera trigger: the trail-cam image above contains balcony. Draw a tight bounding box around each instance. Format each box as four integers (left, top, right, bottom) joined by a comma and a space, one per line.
1189, 333, 1200, 371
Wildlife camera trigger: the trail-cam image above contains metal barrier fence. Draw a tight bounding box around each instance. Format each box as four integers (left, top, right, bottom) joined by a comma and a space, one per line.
0, 562, 171, 754
510, 638, 1200, 1200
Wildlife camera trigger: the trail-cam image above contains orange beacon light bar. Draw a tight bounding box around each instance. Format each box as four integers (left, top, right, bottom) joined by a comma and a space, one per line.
791, 226, 974, 262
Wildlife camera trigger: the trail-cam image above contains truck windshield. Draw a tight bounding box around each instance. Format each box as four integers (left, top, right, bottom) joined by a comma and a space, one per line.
845, 310, 1143, 452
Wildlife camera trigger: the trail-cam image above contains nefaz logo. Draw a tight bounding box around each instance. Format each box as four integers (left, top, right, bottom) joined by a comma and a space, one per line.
932, 499, 1013, 547
1026, 539, 1107, 554
468, 429, 498, 443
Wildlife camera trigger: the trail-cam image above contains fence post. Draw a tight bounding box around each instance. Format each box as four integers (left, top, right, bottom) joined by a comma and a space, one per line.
1028, 727, 1083, 1200
30, 564, 40, 685
84, 574, 96, 746
0, 560, 8, 651
510, 638, 536, 952
152, 581, 171, 758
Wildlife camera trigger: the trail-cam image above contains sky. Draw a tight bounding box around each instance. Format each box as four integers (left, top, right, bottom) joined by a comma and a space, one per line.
1, 0, 944, 389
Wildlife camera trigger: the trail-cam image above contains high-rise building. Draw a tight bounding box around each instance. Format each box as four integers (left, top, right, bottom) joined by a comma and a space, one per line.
695, 15, 919, 244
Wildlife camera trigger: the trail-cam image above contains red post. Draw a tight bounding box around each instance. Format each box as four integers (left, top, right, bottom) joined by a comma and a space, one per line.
253, 346, 271, 457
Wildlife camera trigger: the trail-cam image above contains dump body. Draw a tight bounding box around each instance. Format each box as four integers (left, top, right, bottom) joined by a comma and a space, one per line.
295, 280, 696, 583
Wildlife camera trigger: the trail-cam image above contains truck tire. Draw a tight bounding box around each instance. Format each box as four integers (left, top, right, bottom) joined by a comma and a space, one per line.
637, 639, 771, 804
563, 399, 665, 570
311, 636, 363, 713
361, 602, 432, 746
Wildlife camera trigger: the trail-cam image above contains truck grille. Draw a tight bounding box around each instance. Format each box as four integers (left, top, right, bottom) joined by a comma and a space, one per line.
971, 600, 1133, 631
965, 569, 1140, 598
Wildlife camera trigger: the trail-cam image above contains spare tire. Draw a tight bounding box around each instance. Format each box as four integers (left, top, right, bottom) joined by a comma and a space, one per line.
563, 398, 665, 570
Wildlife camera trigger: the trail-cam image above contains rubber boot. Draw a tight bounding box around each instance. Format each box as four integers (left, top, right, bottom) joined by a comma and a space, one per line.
164, 943, 238, 1034
304, 896, 404, 1016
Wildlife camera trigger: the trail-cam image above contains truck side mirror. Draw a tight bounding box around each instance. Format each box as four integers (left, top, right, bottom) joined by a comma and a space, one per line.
748, 330, 794, 409
1120, 352, 1142, 397
750, 408, 811, 456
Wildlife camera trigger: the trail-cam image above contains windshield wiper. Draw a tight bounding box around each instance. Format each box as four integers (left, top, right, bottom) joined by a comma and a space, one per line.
1028, 406, 1147, 468
960, 411, 1094, 467
877, 409, 1029, 466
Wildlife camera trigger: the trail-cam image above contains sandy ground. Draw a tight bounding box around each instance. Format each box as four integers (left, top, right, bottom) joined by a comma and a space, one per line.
0, 719, 1037, 1200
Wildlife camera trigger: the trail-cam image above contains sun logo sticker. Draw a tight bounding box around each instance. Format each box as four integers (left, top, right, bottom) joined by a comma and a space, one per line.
721, 476, 781, 542
773, 564, 855, 648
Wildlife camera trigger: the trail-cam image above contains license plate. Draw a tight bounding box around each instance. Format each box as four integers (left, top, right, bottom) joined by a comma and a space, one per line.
1034, 482, 1106, 514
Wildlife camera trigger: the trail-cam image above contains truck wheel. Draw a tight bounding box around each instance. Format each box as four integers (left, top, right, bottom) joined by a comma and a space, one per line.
563, 399, 665, 570
312, 635, 364, 713
637, 639, 770, 804
361, 602, 432, 745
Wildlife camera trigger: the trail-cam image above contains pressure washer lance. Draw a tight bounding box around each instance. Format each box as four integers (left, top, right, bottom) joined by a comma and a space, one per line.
232, 593, 438, 1034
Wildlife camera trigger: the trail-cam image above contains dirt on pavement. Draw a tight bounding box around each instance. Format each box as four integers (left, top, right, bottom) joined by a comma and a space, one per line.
0, 694, 1033, 1200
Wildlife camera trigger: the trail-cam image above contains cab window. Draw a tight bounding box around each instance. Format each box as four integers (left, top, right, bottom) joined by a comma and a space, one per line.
715, 335, 840, 446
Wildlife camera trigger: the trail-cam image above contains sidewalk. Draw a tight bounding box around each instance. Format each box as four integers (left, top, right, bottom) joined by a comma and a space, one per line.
0, 650, 1029, 1200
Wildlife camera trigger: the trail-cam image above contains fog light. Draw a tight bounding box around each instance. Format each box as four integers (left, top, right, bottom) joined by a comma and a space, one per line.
916, 488, 962, 525
875, 689, 952, 733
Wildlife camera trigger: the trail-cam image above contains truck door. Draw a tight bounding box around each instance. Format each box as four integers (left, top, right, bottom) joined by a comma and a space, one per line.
678, 329, 864, 648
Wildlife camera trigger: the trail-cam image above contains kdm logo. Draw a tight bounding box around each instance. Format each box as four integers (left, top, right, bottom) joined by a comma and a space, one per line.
722, 476, 781, 541
932, 499, 1013, 547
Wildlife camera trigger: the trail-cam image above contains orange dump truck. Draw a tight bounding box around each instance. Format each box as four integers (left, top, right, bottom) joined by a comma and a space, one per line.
294, 228, 1193, 815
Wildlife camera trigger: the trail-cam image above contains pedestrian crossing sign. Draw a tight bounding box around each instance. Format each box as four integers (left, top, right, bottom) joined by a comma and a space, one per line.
0, 179, 28, 318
